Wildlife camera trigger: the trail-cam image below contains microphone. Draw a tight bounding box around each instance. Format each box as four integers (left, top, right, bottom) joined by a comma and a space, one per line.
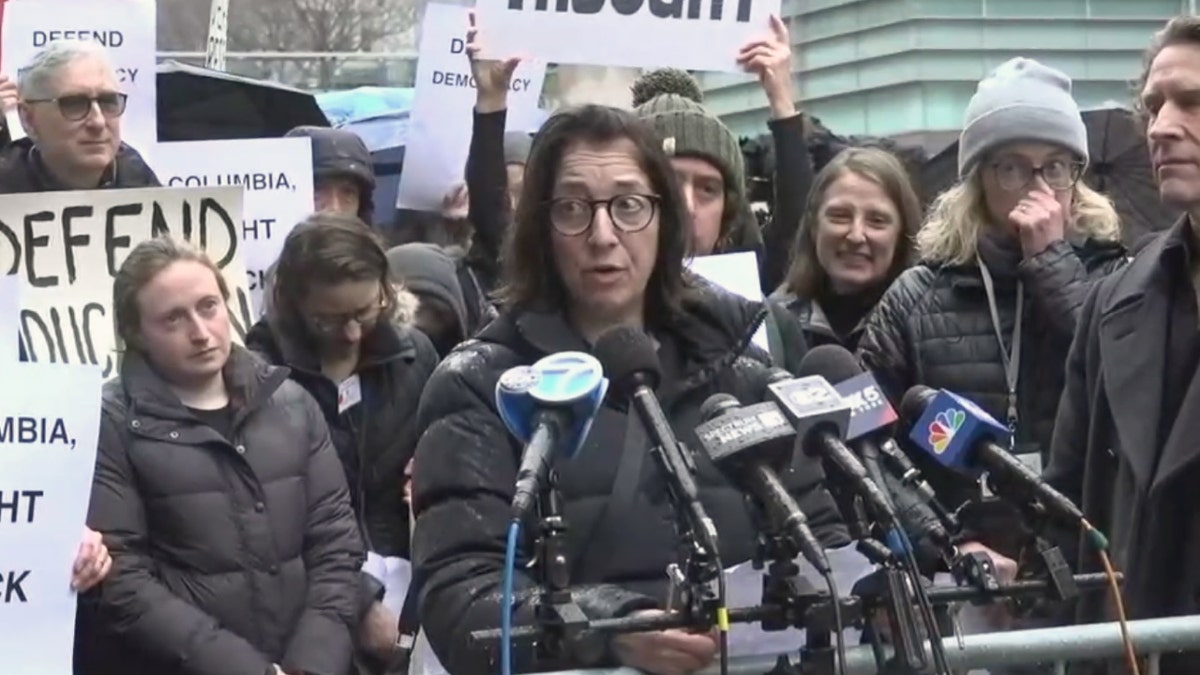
694, 393, 831, 574
801, 346, 957, 539
496, 351, 608, 521
900, 385, 1085, 526
764, 364, 898, 530
591, 327, 719, 555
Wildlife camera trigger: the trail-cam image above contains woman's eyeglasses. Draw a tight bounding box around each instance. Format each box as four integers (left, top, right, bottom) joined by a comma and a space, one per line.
547, 194, 660, 236
988, 156, 1085, 192
25, 92, 128, 122
306, 297, 387, 335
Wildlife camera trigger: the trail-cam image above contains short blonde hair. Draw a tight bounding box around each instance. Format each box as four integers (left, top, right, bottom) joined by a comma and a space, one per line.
917, 168, 1122, 266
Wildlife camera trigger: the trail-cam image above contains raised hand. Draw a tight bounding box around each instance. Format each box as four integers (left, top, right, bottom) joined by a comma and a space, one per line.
466, 10, 521, 113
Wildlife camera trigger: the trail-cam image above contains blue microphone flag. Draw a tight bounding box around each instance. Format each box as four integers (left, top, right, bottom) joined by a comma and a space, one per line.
907, 389, 1011, 476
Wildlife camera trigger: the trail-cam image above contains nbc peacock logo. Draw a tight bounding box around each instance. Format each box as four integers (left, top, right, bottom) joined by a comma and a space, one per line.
928, 408, 966, 454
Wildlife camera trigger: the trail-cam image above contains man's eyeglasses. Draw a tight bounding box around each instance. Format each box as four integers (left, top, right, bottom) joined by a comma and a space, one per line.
988, 155, 1085, 192
306, 297, 387, 334
25, 92, 128, 122
547, 194, 660, 236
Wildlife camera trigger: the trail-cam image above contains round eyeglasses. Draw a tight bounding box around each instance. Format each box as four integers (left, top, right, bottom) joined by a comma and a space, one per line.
547, 194, 659, 236
988, 155, 1085, 192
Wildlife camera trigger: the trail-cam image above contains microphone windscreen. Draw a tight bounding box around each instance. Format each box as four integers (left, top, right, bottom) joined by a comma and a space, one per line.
700, 393, 740, 422
796, 344, 864, 383
593, 326, 662, 394
900, 385, 937, 423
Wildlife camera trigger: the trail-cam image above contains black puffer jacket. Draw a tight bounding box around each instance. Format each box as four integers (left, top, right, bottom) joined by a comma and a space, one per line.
245, 301, 438, 559
412, 280, 849, 675
81, 347, 364, 675
0, 138, 160, 193
858, 237, 1127, 513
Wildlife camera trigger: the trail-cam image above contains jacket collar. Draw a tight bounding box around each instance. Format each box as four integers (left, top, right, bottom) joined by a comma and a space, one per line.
120, 344, 288, 423
245, 317, 416, 377
1098, 216, 1188, 495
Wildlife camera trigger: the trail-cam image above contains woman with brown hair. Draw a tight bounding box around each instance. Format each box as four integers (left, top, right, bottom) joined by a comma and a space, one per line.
410, 104, 849, 675
772, 147, 922, 352
82, 236, 362, 675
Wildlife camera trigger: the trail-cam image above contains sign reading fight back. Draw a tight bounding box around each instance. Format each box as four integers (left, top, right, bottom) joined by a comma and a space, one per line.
0, 186, 252, 378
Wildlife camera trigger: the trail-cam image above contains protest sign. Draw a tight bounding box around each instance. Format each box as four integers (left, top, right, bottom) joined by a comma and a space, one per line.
687, 251, 767, 351
0, 274, 17, 361
0, 186, 251, 378
153, 138, 315, 312
1, 0, 158, 155
0, 361, 101, 675
474, 0, 778, 72
397, 2, 546, 211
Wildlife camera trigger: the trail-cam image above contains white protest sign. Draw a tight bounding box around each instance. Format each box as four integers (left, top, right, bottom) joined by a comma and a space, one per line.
2, 0, 158, 155
475, 0, 778, 72
152, 138, 315, 312
397, 2, 547, 211
0, 361, 102, 675
1, 274, 18, 362
687, 251, 767, 351
0, 186, 252, 379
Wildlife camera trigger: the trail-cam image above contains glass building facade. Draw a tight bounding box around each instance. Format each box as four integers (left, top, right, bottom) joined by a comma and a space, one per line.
698, 0, 1190, 149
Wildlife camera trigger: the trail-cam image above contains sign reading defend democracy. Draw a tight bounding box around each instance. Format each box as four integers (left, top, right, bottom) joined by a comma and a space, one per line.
475, 0, 779, 72
0, 186, 251, 379
396, 2, 546, 211
0, 362, 102, 675
1, 0, 159, 155
153, 138, 315, 312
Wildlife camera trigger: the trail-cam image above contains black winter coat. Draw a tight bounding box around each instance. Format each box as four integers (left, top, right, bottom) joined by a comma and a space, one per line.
857, 237, 1127, 518
411, 281, 850, 675
245, 313, 438, 559
0, 138, 160, 193
81, 347, 364, 675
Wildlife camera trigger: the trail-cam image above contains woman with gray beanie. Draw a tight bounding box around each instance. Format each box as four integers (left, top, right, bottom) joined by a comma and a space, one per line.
857, 57, 1127, 602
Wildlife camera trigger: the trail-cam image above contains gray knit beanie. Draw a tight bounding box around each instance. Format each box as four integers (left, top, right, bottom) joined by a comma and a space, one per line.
634, 92, 746, 191
958, 57, 1088, 177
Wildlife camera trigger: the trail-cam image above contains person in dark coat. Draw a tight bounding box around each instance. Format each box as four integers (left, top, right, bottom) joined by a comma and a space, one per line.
246, 215, 439, 671
410, 104, 849, 675
285, 126, 377, 223
0, 39, 159, 193
385, 242, 477, 357
1046, 17, 1200, 675
82, 236, 363, 675
771, 147, 922, 353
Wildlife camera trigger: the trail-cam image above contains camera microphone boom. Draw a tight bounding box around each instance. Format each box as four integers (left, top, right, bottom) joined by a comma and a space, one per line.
496, 352, 608, 521
695, 393, 831, 574
900, 385, 1085, 527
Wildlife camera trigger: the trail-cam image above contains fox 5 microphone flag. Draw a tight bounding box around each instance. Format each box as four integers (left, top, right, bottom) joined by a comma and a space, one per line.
495, 352, 608, 457
908, 389, 1011, 476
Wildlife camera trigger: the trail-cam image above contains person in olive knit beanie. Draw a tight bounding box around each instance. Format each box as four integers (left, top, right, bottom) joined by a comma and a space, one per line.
632, 68, 763, 258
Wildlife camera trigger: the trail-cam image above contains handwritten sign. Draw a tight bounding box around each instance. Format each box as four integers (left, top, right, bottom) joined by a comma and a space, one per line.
0, 361, 102, 675
152, 138, 314, 312
475, 0, 778, 72
0, 186, 251, 378
0, 274, 16, 362
1, 0, 158, 154
397, 2, 546, 211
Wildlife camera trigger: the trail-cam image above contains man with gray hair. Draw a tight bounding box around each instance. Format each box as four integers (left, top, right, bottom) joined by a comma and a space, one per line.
0, 38, 158, 193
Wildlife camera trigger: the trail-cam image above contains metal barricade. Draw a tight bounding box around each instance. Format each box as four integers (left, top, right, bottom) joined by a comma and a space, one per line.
536, 615, 1200, 675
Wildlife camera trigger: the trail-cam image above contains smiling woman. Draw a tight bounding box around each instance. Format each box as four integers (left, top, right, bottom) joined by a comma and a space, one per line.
410, 104, 850, 675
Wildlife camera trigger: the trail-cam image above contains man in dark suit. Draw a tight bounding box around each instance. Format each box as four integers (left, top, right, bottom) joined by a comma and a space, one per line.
1047, 15, 1200, 674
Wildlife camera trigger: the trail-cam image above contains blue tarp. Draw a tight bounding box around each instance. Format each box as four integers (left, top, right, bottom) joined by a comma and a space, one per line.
315, 86, 416, 127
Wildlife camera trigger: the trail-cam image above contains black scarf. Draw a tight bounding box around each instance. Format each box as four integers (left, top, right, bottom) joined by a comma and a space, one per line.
974, 227, 1023, 288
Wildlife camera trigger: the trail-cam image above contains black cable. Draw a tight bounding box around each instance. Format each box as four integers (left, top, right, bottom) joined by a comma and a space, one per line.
901, 542, 953, 675
822, 572, 849, 675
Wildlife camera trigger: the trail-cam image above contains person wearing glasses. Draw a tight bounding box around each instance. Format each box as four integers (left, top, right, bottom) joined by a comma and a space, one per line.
0, 38, 158, 193
855, 57, 1128, 645
410, 105, 849, 675
246, 213, 439, 674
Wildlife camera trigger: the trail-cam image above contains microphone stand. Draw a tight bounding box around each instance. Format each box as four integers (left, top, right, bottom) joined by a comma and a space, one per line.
744, 497, 862, 675
531, 470, 589, 661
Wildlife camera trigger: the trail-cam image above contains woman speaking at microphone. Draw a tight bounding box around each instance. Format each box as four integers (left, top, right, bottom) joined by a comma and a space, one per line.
410, 104, 849, 675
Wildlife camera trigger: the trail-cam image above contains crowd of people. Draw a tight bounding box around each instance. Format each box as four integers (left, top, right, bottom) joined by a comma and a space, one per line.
8, 9, 1200, 675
